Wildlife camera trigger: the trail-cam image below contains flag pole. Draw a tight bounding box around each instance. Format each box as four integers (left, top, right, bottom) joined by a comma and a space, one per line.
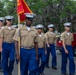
17, 0, 33, 74
18, 15, 20, 75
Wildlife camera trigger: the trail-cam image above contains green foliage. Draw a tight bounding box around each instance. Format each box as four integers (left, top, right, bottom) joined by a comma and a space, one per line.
0, 0, 76, 31
0, 1, 5, 16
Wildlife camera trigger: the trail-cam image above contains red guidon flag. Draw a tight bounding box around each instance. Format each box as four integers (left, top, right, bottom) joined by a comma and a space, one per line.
17, 0, 33, 22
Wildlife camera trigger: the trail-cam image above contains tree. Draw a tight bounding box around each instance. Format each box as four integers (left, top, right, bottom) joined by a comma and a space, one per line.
0, 1, 5, 16
0, 0, 76, 32
0, 0, 17, 24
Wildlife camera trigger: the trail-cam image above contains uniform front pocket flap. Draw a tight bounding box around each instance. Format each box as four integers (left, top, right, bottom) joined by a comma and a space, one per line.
31, 33, 36, 37
4, 30, 9, 35
20, 30, 28, 36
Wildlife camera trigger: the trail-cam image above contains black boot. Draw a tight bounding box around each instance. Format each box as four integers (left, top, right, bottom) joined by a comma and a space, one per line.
69, 74, 75, 75
52, 66, 57, 70
45, 66, 50, 68
8, 73, 12, 75
0, 61, 2, 72
40, 73, 45, 75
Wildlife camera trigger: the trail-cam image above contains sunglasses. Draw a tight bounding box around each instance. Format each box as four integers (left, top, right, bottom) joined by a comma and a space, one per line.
7, 19, 13, 22
26, 17, 33, 21
37, 28, 43, 29
28, 19, 33, 21
66, 26, 71, 27
49, 27, 53, 28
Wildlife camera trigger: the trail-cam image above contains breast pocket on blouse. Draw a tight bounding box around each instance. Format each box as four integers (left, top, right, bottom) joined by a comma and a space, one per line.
65, 36, 70, 40
30, 33, 36, 38
69, 36, 73, 40
20, 30, 28, 36
3, 30, 9, 38
48, 34, 54, 39
10, 30, 15, 35
21, 32, 28, 37
4, 30, 9, 35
